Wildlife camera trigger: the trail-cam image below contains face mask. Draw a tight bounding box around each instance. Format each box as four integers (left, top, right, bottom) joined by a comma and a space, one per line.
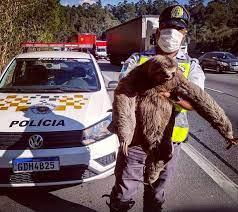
157, 28, 184, 53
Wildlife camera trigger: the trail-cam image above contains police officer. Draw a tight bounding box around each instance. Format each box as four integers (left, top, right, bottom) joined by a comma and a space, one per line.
108, 5, 205, 211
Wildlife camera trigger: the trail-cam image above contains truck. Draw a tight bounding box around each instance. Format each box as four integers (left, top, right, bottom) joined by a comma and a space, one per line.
77, 33, 96, 48
21, 33, 98, 53
106, 15, 160, 65
95, 40, 107, 60
73, 33, 97, 53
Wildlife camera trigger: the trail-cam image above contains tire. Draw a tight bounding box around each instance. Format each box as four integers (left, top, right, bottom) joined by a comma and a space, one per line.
216, 66, 222, 73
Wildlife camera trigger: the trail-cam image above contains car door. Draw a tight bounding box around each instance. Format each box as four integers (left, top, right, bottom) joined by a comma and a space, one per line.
209, 53, 219, 70
201, 53, 212, 69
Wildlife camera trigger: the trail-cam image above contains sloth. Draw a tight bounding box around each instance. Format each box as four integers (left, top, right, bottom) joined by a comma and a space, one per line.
111, 55, 237, 185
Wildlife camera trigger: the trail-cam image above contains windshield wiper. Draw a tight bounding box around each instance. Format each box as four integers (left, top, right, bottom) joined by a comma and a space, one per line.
58, 86, 96, 92
35, 86, 94, 92
0, 88, 27, 93
0, 87, 65, 93
0, 87, 97, 93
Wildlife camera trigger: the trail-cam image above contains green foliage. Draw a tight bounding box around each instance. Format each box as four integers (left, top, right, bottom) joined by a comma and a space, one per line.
1, 0, 238, 71
0, 0, 61, 70
71, 3, 120, 36
188, 0, 238, 54
189, 0, 204, 8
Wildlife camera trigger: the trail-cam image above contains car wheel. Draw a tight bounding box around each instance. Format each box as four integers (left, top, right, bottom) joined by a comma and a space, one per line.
216, 66, 222, 73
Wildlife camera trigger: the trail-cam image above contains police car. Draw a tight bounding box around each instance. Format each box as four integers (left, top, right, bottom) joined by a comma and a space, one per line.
0, 51, 119, 187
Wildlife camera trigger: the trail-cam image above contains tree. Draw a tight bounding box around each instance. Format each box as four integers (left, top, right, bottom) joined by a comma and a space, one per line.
188, 0, 204, 8
111, 0, 137, 23
136, 0, 148, 16
0, 0, 62, 71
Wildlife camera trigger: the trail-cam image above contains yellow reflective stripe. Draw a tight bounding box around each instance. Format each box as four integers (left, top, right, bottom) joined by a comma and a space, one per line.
175, 106, 187, 113
178, 62, 190, 78
171, 127, 189, 143
175, 62, 190, 112
139, 57, 190, 78
139, 56, 149, 65
179, 108, 187, 113
173, 62, 190, 142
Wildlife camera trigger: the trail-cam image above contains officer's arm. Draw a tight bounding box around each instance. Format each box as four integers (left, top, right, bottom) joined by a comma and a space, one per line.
176, 99, 193, 110
174, 59, 205, 110
119, 53, 140, 80
163, 92, 193, 110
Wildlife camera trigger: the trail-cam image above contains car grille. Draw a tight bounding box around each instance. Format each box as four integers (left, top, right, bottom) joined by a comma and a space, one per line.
0, 165, 97, 184
95, 152, 116, 166
0, 131, 84, 150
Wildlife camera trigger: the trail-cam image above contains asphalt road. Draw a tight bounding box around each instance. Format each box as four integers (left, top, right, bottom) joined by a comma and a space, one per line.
0, 60, 237, 212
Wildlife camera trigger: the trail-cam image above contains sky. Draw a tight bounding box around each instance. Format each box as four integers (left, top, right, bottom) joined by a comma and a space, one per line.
60, 0, 189, 7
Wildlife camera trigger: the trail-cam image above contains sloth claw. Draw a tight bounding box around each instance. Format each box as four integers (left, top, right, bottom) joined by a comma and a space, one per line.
120, 142, 129, 156
226, 138, 238, 150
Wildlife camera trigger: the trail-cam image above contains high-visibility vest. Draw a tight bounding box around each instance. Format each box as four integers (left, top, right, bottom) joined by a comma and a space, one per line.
138, 55, 190, 143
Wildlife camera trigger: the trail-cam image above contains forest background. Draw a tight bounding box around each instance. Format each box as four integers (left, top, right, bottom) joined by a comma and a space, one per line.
1, 0, 238, 70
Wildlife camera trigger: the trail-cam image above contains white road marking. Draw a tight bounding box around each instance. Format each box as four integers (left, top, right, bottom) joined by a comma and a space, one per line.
182, 143, 238, 202
205, 87, 224, 94
205, 87, 238, 98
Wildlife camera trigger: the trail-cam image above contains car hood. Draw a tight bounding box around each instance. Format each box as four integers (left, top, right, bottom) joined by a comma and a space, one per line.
0, 92, 112, 132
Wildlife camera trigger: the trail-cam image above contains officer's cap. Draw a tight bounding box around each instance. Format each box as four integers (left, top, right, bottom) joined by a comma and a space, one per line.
159, 5, 190, 29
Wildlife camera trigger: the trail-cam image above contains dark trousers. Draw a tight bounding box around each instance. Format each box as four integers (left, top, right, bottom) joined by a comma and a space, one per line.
110, 143, 181, 211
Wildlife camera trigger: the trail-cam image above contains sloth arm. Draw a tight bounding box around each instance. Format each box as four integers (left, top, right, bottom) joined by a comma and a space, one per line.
113, 65, 146, 155
174, 74, 233, 140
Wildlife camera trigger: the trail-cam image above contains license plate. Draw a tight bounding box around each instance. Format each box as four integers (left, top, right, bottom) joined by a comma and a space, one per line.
13, 157, 60, 173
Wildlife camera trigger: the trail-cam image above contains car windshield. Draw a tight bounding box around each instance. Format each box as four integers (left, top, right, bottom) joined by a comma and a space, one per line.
0, 58, 100, 92
216, 53, 237, 60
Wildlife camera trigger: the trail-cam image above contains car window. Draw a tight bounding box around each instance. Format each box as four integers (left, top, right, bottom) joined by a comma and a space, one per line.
214, 53, 223, 59
220, 53, 236, 59
2, 60, 16, 86
204, 53, 212, 58
225, 53, 236, 59
210, 53, 218, 58
214, 52, 236, 60
0, 58, 101, 92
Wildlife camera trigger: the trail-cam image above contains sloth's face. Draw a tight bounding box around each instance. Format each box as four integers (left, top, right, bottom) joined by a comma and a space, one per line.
148, 56, 177, 83
151, 66, 177, 82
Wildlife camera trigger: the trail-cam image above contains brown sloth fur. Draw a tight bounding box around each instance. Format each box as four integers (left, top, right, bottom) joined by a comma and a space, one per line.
111, 55, 236, 185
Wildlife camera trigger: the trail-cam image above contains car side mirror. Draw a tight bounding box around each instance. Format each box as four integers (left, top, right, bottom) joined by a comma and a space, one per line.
107, 81, 118, 90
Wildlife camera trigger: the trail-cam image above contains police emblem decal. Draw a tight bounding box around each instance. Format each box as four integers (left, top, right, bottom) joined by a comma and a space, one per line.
31, 102, 55, 114
171, 6, 184, 18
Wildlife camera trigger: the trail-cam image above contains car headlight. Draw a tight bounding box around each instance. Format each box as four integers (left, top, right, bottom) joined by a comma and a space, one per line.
220, 62, 229, 66
81, 114, 113, 145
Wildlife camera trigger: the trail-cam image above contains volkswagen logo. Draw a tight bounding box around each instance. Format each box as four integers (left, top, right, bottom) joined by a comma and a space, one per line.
28, 134, 44, 149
